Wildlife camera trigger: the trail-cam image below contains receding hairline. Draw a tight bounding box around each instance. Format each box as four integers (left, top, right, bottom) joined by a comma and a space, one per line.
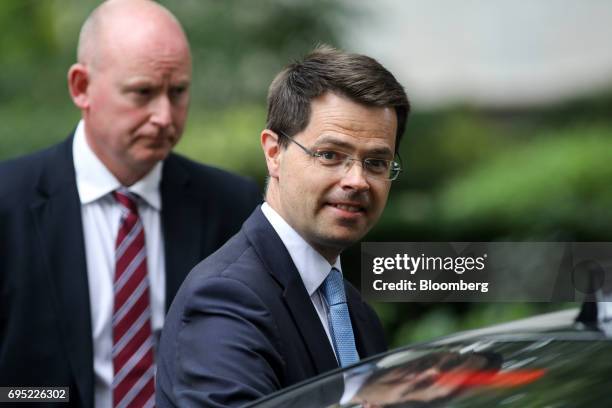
76, 0, 188, 66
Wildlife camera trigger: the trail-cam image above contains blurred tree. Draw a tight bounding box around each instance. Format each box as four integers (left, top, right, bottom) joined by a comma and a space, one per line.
437, 125, 612, 240
159, 0, 346, 107
1, 0, 57, 103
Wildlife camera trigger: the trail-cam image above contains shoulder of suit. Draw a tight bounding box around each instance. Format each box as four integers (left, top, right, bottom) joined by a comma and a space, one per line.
191, 231, 259, 277
179, 231, 273, 296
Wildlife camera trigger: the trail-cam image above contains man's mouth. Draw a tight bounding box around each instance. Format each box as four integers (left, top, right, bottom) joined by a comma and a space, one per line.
328, 203, 366, 213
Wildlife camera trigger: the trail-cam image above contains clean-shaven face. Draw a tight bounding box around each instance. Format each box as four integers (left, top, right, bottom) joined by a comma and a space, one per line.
275, 92, 397, 258
83, 12, 192, 179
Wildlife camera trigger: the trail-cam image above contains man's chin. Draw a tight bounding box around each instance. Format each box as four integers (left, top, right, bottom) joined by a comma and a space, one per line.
327, 218, 371, 242
314, 230, 367, 252
135, 148, 172, 164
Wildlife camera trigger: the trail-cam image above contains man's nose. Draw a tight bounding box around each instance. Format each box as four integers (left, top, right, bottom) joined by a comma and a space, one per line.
150, 95, 172, 128
340, 160, 370, 192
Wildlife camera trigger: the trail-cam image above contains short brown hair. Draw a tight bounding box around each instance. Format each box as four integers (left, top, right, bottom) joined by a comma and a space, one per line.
266, 45, 410, 153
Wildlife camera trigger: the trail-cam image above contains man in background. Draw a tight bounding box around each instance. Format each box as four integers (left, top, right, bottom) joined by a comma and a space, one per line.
157, 45, 410, 407
0, 0, 260, 407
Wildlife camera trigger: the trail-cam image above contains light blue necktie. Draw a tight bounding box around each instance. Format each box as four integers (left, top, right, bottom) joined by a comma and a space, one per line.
321, 267, 359, 367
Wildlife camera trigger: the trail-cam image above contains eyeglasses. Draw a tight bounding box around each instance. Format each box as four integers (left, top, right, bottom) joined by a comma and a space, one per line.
277, 131, 402, 181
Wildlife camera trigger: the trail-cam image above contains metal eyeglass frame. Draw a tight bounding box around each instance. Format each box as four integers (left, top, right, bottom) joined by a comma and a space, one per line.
276, 130, 402, 181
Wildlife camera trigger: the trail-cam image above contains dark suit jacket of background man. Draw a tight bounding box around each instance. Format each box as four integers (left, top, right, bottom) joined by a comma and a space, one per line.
0, 135, 261, 407
157, 206, 387, 408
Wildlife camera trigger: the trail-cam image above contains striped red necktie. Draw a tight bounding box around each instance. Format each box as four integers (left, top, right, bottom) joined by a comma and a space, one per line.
112, 190, 155, 408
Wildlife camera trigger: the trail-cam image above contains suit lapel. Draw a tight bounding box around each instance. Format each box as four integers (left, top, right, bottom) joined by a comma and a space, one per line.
30, 138, 93, 407
346, 287, 377, 358
160, 155, 203, 310
244, 208, 338, 374
283, 277, 339, 373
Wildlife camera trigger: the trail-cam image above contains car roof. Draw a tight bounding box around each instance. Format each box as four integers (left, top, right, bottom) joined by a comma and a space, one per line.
248, 308, 612, 408
431, 307, 580, 345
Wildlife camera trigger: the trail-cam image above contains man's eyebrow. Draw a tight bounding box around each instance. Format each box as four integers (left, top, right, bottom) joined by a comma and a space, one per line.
121, 77, 191, 87
367, 147, 394, 157
121, 78, 156, 90
312, 135, 353, 149
313, 135, 394, 157
172, 78, 191, 87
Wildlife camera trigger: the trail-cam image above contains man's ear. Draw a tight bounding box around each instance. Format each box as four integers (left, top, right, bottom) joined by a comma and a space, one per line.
67, 63, 91, 110
261, 129, 282, 179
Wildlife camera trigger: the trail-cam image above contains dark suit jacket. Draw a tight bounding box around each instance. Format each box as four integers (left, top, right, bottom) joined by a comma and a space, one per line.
156, 207, 387, 408
0, 136, 261, 407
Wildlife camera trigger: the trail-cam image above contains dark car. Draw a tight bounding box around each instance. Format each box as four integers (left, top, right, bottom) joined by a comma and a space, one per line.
247, 305, 612, 407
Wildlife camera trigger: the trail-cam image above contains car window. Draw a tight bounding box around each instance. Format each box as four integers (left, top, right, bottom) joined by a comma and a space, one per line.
249, 332, 612, 408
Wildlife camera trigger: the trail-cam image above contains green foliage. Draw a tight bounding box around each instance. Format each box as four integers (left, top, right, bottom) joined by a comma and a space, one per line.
399, 108, 517, 190
159, 0, 344, 108
0, 102, 78, 160
176, 105, 268, 179
437, 124, 612, 239
0, 1, 57, 61
1, 1, 61, 103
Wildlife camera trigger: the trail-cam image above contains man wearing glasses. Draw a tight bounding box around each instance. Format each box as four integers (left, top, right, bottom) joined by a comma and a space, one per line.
157, 45, 410, 407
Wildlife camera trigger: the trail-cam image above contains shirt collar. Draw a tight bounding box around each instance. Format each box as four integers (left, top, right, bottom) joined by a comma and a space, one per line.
72, 120, 163, 210
261, 202, 342, 296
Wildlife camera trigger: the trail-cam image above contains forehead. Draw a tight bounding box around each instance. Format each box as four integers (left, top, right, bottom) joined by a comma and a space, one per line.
303, 92, 397, 153
95, 15, 192, 80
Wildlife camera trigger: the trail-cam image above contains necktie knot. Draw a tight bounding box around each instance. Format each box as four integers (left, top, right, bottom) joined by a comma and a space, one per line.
322, 267, 347, 306
113, 189, 139, 215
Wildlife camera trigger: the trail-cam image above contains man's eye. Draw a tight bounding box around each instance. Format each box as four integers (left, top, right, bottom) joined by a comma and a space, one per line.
316, 151, 345, 164
133, 88, 152, 97
364, 159, 392, 175
170, 86, 187, 98
366, 159, 389, 169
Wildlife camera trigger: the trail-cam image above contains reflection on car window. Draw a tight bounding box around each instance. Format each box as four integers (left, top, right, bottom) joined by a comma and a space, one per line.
250, 335, 612, 408
343, 351, 504, 407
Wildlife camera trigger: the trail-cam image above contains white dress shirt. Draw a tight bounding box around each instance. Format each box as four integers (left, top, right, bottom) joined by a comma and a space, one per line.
261, 202, 342, 354
72, 121, 166, 408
